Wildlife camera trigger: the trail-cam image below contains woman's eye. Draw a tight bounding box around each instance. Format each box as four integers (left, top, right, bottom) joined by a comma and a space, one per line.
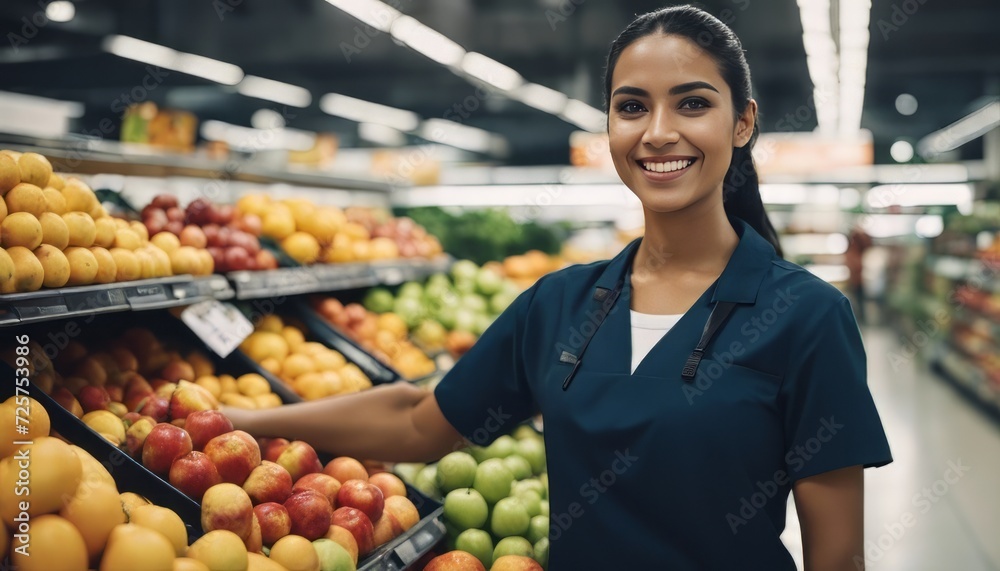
617, 101, 646, 114
680, 98, 709, 110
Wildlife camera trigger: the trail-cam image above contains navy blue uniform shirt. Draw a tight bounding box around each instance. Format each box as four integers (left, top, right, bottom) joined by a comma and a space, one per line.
435, 218, 893, 570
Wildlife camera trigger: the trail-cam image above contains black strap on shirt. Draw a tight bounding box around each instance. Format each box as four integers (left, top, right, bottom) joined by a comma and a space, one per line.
680, 301, 737, 381
561, 282, 625, 391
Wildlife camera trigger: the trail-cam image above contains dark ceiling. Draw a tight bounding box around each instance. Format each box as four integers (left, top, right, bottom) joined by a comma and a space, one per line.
1, 0, 998, 165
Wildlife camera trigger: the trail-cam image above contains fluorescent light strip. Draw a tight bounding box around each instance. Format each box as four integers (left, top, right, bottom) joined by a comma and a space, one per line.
460, 52, 524, 92
917, 100, 1000, 158
323, 0, 400, 32
562, 99, 607, 133
320, 93, 421, 132
797, 0, 839, 134
390, 16, 466, 67
838, 0, 870, 136
237, 75, 312, 108
510, 83, 569, 115
866, 183, 974, 209
175, 53, 244, 86
103, 35, 245, 85
420, 118, 498, 154
358, 122, 408, 147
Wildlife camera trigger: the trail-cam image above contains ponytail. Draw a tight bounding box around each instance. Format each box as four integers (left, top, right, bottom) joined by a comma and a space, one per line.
723, 123, 783, 258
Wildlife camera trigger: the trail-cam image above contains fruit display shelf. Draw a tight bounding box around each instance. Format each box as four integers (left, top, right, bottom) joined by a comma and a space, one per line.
930, 343, 1000, 425
925, 254, 1000, 293
0, 274, 234, 327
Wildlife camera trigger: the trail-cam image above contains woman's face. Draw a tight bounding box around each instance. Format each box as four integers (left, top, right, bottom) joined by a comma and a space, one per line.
608, 34, 755, 215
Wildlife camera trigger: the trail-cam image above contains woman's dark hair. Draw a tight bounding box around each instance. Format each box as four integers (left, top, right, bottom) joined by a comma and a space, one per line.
603, 5, 783, 257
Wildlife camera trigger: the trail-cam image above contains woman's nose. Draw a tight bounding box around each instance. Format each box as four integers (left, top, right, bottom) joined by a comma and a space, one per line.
641, 108, 679, 148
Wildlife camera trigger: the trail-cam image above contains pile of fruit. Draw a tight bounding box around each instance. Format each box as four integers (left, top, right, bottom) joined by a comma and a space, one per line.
394, 425, 549, 570
0, 150, 193, 292
234, 193, 442, 265
361, 260, 522, 358
500, 251, 561, 290
140, 194, 278, 273
313, 298, 436, 380
240, 314, 374, 400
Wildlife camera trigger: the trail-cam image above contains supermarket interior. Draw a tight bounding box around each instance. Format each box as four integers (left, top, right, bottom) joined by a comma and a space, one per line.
1, 0, 999, 569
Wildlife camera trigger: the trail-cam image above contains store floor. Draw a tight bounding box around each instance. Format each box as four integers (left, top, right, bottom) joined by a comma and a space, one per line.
779, 325, 1000, 570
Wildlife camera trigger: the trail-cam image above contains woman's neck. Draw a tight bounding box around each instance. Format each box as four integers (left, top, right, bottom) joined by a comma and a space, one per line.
632, 201, 739, 281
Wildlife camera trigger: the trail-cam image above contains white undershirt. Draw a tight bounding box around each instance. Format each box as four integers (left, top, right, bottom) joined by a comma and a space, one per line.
630, 310, 684, 374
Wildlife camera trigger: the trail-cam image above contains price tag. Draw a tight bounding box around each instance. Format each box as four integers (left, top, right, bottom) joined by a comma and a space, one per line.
181, 300, 253, 358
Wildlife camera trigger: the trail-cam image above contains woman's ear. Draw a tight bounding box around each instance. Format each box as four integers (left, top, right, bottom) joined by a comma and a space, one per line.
734, 99, 757, 148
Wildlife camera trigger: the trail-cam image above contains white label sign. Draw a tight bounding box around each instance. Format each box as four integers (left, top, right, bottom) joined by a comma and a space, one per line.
181, 300, 253, 358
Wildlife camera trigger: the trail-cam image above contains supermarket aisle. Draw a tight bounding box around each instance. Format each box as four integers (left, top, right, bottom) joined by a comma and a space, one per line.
781, 325, 1000, 570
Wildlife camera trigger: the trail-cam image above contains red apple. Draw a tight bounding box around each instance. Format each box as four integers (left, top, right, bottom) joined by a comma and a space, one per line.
276, 441, 322, 483
185, 410, 234, 451
169, 451, 222, 501
203, 224, 221, 247
213, 204, 235, 226
77, 385, 110, 413
165, 205, 185, 222
165, 220, 184, 236
368, 472, 407, 499
138, 395, 170, 423
224, 246, 251, 272
331, 506, 375, 556
243, 461, 293, 505
292, 473, 342, 508
283, 489, 333, 541
123, 374, 154, 407
124, 417, 157, 458
201, 482, 254, 540
51, 386, 83, 416
122, 411, 142, 426
337, 479, 384, 524
105, 385, 124, 403
161, 360, 196, 384
253, 502, 291, 546
204, 430, 261, 485
169, 380, 217, 420
261, 437, 290, 463
142, 423, 193, 476
423, 551, 487, 571
152, 194, 179, 210
323, 457, 368, 483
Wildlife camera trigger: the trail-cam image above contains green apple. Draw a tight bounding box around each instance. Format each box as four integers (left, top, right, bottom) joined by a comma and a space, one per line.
473, 459, 514, 504
490, 497, 530, 538
502, 455, 532, 481
490, 289, 519, 315
312, 538, 355, 571
493, 536, 533, 561
467, 445, 490, 464
414, 464, 441, 500
473, 314, 494, 336
460, 293, 488, 314
539, 500, 549, 517
515, 489, 543, 518
527, 515, 549, 544
512, 424, 541, 442
393, 296, 426, 328
451, 260, 479, 283
413, 319, 448, 350
453, 308, 477, 332
443, 488, 489, 531
484, 435, 517, 460
436, 451, 478, 494
512, 479, 545, 499
540, 472, 548, 491
454, 278, 477, 295
515, 438, 546, 475
436, 305, 458, 330
534, 537, 549, 569
455, 528, 493, 569
363, 287, 395, 313
475, 267, 504, 296
392, 462, 424, 485
398, 281, 424, 299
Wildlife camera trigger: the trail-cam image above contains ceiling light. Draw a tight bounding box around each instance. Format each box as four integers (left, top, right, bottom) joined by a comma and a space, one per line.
359, 122, 407, 147
324, 0, 400, 32
251, 109, 285, 130
102, 35, 244, 85
460, 52, 523, 92
917, 99, 1000, 158
174, 53, 244, 85
45, 1, 75, 23
915, 215, 944, 238
510, 83, 569, 115
237, 75, 312, 108
420, 118, 497, 154
561, 99, 606, 133
320, 93, 421, 132
890, 140, 914, 163
866, 183, 974, 209
390, 16, 466, 67
895, 93, 918, 115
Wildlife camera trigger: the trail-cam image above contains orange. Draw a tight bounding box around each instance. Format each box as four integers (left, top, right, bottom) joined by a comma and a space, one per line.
0, 396, 50, 457
247, 551, 289, 571
281, 354, 315, 379
130, 504, 188, 556
70, 444, 116, 489
269, 534, 320, 571
186, 529, 249, 571
100, 523, 175, 571
11, 514, 88, 571
0, 437, 81, 526
119, 492, 150, 519
173, 557, 211, 571
60, 482, 125, 561
236, 373, 271, 397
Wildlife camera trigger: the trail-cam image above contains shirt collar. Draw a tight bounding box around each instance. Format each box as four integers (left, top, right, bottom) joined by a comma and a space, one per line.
593, 217, 777, 305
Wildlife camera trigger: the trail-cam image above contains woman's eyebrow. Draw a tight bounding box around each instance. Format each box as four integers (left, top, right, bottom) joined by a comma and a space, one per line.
611, 86, 648, 98
612, 81, 720, 98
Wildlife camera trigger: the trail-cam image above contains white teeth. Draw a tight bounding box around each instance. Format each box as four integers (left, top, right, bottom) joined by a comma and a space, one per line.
642, 159, 692, 173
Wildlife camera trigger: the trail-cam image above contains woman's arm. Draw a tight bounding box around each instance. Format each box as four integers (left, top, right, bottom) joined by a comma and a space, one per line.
223, 381, 467, 463
793, 465, 865, 571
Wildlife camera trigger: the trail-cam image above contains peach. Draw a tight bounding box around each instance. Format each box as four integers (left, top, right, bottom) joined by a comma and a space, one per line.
336, 479, 384, 524
324, 525, 359, 565
243, 460, 293, 505
284, 489, 333, 541
204, 430, 261, 485
383, 495, 420, 532
331, 507, 375, 557
261, 437, 290, 463
323, 456, 368, 483
292, 473, 342, 508
269, 534, 320, 571
169, 451, 222, 502
423, 551, 488, 571
124, 417, 157, 458
201, 483, 254, 540
368, 472, 407, 499
141, 423, 192, 476
276, 440, 322, 483
168, 380, 217, 420
253, 502, 292, 546
185, 410, 233, 451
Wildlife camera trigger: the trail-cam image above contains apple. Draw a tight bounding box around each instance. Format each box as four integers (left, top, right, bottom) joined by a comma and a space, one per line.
161, 360, 196, 384
413, 465, 440, 499
185, 410, 234, 451
501, 455, 532, 481
368, 472, 407, 499
336, 479, 384, 524
383, 496, 420, 532
284, 489, 333, 541
312, 538, 355, 571
224, 247, 251, 272
473, 459, 514, 504
483, 435, 517, 460
511, 479, 545, 500
242, 461, 293, 505
292, 473, 342, 508
106, 385, 124, 403
253, 502, 291, 546
122, 411, 142, 426
455, 529, 494, 569
331, 507, 375, 556
423, 551, 486, 571
324, 525, 360, 565
124, 417, 157, 458
123, 375, 154, 409
261, 437, 290, 463
169, 451, 222, 501
201, 483, 254, 540
443, 488, 488, 531
246, 513, 263, 553
527, 515, 548, 544
493, 537, 534, 562
491, 554, 542, 571
152, 194, 178, 210
204, 430, 261, 485
514, 439, 545, 475
142, 423, 193, 476
137, 395, 170, 423
153, 380, 177, 397
169, 380, 217, 420
490, 497, 530, 538
276, 440, 322, 483
77, 385, 110, 413
533, 537, 548, 569
323, 456, 368, 483
514, 489, 542, 519
436, 451, 478, 494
